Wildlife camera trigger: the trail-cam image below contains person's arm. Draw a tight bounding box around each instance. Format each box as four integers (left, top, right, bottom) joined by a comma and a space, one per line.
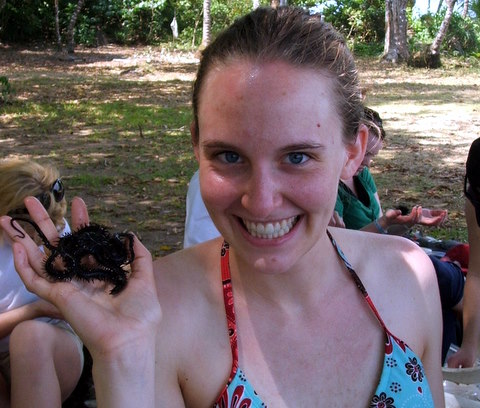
0, 299, 61, 339
183, 171, 220, 248
1, 197, 163, 408
448, 200, 480, 368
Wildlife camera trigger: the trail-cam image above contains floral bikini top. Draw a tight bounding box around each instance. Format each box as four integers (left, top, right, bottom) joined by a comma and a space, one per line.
214, 233, 434, 408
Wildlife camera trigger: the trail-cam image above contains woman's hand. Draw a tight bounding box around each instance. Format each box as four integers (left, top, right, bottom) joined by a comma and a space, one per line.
418, 208, 448, 226
1, 196, 162, 407
447, 345, 478, 368
384, 206, 422, 228
384, 206, 447, 228
0, 196, 162, 361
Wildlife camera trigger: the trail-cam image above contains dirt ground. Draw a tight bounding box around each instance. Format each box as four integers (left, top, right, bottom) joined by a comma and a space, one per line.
1, 44, 480, 255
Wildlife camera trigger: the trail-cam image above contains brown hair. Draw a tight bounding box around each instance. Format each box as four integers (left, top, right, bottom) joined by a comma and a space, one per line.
0, 158, 66, 232
363, 107, 386, 141
192, 6, 363, 144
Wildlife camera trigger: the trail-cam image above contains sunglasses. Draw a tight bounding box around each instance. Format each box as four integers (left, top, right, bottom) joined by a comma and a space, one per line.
464, 175, 480, 228
8, 179, 65, 216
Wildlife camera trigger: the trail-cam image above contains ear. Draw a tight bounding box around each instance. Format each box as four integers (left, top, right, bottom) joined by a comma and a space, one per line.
340, 124, 368, 179
190, 121, 200, 162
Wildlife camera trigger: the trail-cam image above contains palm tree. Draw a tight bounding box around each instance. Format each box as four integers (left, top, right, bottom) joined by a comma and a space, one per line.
66, 0, 86, 54
430, 0, 457, 55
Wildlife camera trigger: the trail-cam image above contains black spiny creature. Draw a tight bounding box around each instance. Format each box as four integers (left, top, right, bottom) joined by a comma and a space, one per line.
10, 217, 135, 295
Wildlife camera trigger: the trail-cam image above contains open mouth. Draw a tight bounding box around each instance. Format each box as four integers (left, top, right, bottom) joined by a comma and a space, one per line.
243, 216, 299, 239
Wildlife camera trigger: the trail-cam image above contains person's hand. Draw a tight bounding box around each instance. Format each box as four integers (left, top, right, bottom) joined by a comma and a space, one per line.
329, 211, 345, 228
418, 208, 448, 226
0, 196, 162, 364
384, 206, 423, 228
447, 345, 478, 368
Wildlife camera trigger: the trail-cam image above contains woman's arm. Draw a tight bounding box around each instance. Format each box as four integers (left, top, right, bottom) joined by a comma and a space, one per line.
448, 200, 480, 368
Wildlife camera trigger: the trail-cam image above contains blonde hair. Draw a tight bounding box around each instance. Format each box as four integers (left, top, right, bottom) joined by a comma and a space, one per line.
0, 158, 66, 232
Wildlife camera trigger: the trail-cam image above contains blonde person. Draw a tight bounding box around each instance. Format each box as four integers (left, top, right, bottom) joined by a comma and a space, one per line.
0, 159, 83, 408
1, 7, 444, 407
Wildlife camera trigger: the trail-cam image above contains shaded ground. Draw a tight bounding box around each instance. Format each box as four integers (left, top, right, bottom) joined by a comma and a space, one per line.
2, 44, 479, 252
1, 44, 480, 247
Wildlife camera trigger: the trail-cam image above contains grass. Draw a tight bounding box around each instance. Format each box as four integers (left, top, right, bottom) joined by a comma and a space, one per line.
1, 45, 479, 256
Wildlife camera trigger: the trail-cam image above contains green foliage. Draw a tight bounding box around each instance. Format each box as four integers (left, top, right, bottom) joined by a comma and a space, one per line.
317, 0, 385, 42
409, 10, 480, 55
351, 41, 384, 57
0, 76, 13, 105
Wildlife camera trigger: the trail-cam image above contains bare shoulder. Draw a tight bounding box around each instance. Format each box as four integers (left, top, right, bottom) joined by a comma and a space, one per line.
328, 228, 440, 353
152, 238, 224, 318
150, 238, 231, 405
329, 227, 434, 283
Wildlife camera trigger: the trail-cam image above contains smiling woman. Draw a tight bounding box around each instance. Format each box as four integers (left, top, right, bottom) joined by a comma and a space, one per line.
0, 6, 445, 408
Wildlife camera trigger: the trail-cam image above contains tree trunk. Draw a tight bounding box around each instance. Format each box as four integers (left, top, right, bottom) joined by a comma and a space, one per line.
382, 0, 409, 63
430, 0, 456, 55
54, 0, 62, 51
437, 0, 444, 12
462, 0, 469, 17
201, 0, 211, 48
66, 0, 85, 54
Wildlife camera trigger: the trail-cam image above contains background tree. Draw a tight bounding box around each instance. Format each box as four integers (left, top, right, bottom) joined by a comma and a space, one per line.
66, 0, 85, 53
463, 0, 469, 17
383, 0, 409, 62
428, 0, 457, 64
202, 0, 211, 47
54, 0, 62, 50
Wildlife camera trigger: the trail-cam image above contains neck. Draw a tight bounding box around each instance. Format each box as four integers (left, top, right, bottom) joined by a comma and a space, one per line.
227, 235, 349, 314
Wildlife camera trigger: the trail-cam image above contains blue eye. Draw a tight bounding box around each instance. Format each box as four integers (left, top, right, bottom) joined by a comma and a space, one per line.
287, 152, 308, 165
219, 151, 241, 163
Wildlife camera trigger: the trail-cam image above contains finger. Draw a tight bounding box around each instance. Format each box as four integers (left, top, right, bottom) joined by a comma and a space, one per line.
0, 216, 47, 274
129, 235, 154, 283
71, 197, 89, 230
24, 196, 59, 244
11, 242, 54, 299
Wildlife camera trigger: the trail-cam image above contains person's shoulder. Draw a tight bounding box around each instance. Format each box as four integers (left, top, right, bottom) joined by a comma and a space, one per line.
155, 238, 222, 272
329, 227, 434, 283
153, 238, 224, 305
152, 238, 227, 369
329, 228, 439, 353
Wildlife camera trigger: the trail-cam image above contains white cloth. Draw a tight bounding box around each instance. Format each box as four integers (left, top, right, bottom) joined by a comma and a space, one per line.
0, 220, 71, 352
183, 170, 220, 248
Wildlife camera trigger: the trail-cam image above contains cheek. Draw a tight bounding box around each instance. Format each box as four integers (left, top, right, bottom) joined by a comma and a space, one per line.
287, 173, 339, 213
199, 172, 237, 213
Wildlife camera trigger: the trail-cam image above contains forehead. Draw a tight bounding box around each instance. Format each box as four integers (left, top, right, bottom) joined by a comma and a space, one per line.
197, 60, 342, 141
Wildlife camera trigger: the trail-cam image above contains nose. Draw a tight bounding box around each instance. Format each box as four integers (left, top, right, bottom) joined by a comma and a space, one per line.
240, 166, 282, 218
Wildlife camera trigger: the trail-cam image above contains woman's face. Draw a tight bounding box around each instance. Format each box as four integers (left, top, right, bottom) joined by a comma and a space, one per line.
194, 60, 360, 273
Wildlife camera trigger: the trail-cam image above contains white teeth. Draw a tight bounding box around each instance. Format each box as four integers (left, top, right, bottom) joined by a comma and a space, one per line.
244, 217, 298, 239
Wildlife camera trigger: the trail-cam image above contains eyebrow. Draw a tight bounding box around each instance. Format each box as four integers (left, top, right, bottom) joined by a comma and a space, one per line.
200, 141, 235, 150
200, 141, 326, 153
279, 143, 326, 153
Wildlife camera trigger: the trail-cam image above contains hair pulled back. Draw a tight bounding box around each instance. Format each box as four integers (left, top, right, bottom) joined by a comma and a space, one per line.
192, 6, 363, 144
